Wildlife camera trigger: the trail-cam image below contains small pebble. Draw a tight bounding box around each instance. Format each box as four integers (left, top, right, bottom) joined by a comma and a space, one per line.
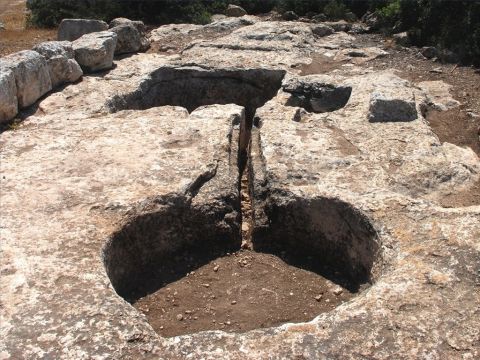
202, 283, 210, 288
231, 300, 237, 305
315, 295, 323, 302
213, 265, 220, 272
176, 314, 183, 321
332, 286, 343, 296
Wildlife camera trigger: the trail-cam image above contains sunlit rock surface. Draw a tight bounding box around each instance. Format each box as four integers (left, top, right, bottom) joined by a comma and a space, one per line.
1, 17, 479, 359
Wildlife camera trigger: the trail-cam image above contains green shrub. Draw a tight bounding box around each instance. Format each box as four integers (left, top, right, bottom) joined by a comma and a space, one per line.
324, 0, 348, 20
26, 0, 480, 66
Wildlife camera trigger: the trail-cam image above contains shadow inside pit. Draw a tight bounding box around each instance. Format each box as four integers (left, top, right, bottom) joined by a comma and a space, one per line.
252, 194, 381, 293
103, 194, 241, 303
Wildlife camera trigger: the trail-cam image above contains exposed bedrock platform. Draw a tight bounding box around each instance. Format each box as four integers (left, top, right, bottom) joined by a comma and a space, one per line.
1, 18, 480, 359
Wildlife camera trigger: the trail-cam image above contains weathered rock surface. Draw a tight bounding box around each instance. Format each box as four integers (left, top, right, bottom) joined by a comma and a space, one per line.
33, 41, 83, 88
111, 23, 146, 54
73, 31, 117, 72
109, 17, 146, 33
226, 4, 247, 17
311, 23, 334, 37
324, 20, 352, 32
58, 18, 108, 41
0, 50, 52, 108
0, 68, 18, 123
0, 98, 243, 359
248, 70, 480, 360
418, 80, 461, 111
1, 18, 479, 360
368, 76, 418, 122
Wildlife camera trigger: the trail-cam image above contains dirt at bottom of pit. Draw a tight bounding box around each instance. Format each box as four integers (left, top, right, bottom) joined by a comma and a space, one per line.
134, 250, 356, 338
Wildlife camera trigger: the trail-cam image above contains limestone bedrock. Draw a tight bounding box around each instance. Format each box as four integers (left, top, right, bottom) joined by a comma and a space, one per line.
1, 17, 479, 359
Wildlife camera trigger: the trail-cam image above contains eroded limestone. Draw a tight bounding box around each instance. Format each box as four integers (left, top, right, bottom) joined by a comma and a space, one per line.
1, 18, 479, 360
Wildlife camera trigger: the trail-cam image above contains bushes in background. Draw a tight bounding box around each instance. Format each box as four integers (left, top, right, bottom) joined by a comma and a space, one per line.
27, 0, 480, 66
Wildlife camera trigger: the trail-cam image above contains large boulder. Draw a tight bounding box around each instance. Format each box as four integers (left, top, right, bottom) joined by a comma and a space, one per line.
0, 50, 52, 108
109, 17, 146, 33
282, 11, 299, 21
58, 19, 108, 41
0, 69, 18, 124
226, 4, 247, 17
110, 23, 149, 54
33, 41, 83, 88
311, 24, 334, 37
73, 31, 117, 73
324, 20, 351, 32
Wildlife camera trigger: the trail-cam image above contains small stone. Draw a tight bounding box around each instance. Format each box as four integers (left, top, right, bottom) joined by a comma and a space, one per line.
231, 300, 237, 305
315, 295, 323, 302
176, 314, 183, 321
213, 265, 220, 272
289, 292, 294, 296
202, 283, 210, 288
430, 67, 443, 74
332, 286, 343, 296
226, 321, 231, 325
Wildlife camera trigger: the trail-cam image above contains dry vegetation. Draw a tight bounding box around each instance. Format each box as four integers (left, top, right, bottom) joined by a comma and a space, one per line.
0, 0, 56, 57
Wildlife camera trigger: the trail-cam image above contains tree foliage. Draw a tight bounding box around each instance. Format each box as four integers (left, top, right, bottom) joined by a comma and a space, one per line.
27, 0, 480, 65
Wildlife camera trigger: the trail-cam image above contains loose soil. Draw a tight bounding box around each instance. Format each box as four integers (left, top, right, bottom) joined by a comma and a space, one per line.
134, 250, 353, 338
0, 0, 56, 57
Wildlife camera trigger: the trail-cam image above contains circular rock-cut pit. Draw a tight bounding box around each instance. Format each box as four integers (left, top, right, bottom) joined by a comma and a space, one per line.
103, 193, 381, 338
